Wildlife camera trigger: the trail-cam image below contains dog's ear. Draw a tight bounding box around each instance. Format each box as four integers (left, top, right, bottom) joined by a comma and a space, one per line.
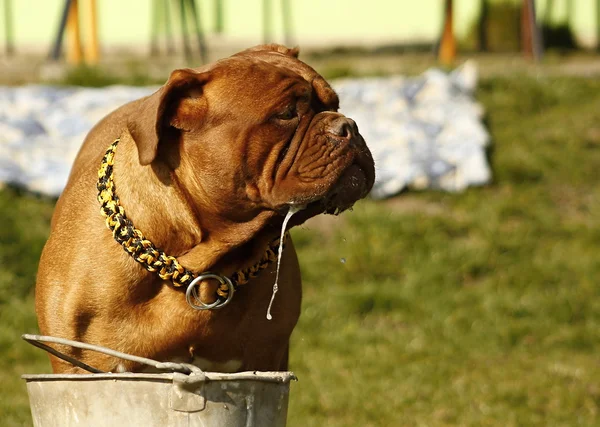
242, 44, 300, 58
128, 68, 210, 166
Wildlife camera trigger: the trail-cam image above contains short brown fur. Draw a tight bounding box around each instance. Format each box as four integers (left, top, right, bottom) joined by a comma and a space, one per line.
36, 45, 374, 373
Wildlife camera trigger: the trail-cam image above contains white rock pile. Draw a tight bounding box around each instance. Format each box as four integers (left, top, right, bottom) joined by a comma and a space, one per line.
336, 61, 491, 198
0, 63, 491, 198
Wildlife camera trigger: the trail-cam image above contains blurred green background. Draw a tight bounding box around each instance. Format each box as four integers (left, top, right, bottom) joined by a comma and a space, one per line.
3, 0, 595, 50
2, 0, 600, 425
2, 58, 600, 425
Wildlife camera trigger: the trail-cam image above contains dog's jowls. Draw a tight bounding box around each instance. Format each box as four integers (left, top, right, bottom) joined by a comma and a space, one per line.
36, 44, 375, 373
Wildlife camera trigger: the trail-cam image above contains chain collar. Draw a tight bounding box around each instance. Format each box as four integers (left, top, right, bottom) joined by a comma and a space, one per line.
97, 139, 286, 310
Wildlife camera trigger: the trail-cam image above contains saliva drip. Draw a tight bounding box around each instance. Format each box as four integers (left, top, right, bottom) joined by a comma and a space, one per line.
266, 204, 305, 320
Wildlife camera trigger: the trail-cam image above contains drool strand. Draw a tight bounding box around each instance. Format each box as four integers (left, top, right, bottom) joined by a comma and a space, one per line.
266, 204, 305, 320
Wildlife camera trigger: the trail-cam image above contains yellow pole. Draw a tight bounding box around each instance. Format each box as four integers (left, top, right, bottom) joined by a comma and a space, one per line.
521, 0, 543, 61
83, 0, 100, 64
66, 0, 82, 65
439, 0, 456, 66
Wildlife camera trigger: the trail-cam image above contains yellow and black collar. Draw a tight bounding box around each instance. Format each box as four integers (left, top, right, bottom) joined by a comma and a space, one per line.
97, 139, 285, 310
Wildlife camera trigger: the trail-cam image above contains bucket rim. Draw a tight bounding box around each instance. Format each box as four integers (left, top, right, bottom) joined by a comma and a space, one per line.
22, 371, 297, 384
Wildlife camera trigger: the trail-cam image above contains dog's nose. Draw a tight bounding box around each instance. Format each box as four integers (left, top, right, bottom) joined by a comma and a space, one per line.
327, 117, 358, 139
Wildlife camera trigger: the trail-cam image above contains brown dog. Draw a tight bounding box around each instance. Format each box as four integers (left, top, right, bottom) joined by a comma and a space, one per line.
36, 44, 375, 374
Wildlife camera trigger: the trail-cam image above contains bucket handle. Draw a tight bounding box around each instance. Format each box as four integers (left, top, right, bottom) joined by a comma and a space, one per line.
22, 334, 204, 377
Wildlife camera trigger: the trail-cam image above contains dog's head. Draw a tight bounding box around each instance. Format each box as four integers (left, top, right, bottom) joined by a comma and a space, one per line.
128, 44, 375, 229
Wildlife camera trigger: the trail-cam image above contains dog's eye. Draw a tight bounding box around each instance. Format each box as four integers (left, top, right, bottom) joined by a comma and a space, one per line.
275, 106, 297, 121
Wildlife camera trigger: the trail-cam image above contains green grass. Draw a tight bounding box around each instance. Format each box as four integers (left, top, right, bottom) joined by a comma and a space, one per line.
0, 189, 55, 425
2, 73, 600, 425
54, 64, 166, 88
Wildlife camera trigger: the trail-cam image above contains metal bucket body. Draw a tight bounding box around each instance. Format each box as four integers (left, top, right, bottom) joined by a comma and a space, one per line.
23, 371, 294, 427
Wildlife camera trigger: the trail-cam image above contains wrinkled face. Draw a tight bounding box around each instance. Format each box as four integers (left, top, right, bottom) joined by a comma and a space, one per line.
155, 46, 375, 226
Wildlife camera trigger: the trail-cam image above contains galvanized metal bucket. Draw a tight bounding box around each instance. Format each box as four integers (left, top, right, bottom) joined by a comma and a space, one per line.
21, 335, 296, 427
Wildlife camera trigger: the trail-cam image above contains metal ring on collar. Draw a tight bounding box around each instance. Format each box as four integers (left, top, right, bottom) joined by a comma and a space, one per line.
185, 273, 235, 310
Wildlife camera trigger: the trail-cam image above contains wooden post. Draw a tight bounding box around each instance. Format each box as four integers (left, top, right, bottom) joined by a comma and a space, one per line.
65, 0, 82, 65
521, 0, 543, 61
439, 0, 456, 66
83, 0, 99, 64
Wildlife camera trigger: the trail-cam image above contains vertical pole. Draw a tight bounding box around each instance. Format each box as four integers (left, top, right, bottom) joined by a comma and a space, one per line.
478, 0, 488, 52
187, 0, 208, 63
4, 0, 14, 56
164, 0, 175, 54
522, 0, 533, 57
597, 0, 600, 51
438, 0, 456, 66
179, 0, 192, 60
83, 0, 99, 64
66, 0, 82, 65
521, 0, 543, 61
215, 0, 224, 34
263, 0, 272, 44
566, 0, 573, 24
281, 0, 293, 46
49, 0, 73, 60
150, 0, 160, 56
